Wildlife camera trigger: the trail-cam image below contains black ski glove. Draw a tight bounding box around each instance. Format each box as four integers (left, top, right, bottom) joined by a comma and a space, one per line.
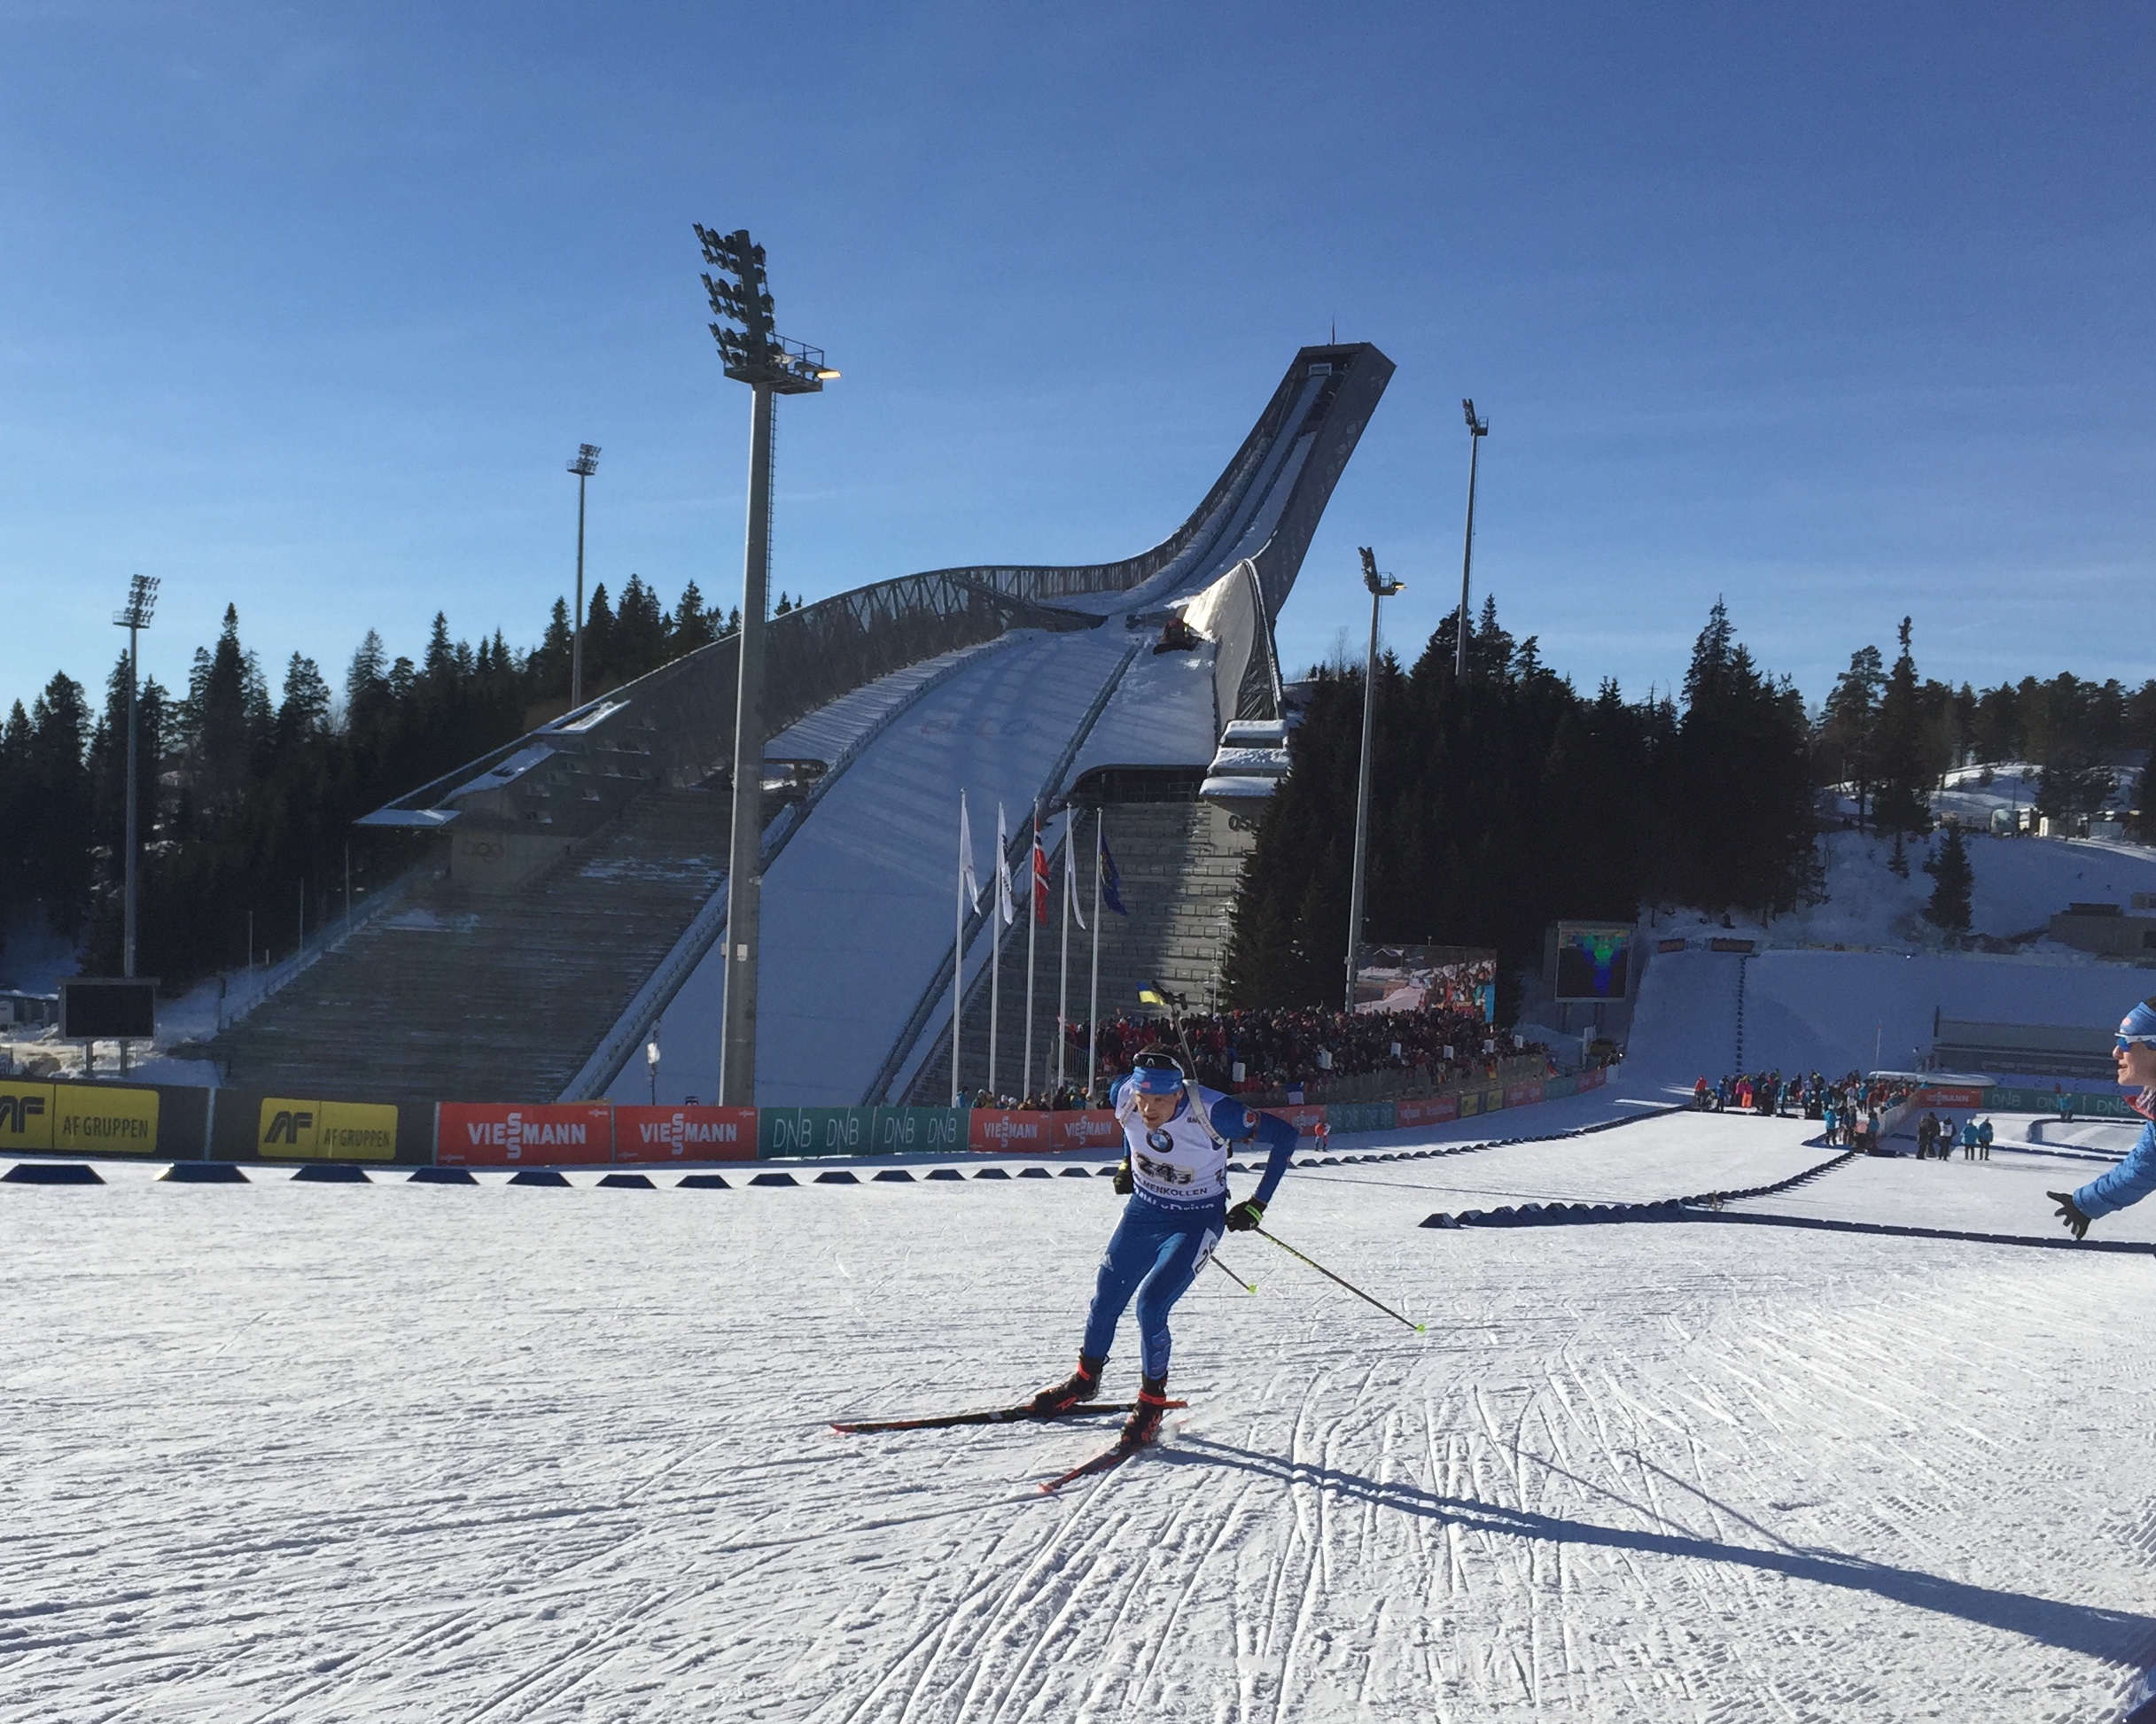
1226, 1198, 1265, 1232
1112, 1161, 1133, 1194
2049, 1190, 2092, 1241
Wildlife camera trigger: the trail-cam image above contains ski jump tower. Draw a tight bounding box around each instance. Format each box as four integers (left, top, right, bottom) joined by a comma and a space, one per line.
206, 344, 1394, 1107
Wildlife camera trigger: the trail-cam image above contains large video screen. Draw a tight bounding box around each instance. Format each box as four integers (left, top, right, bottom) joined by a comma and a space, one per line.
1554, 922, 1634, 1002
1351, 945, 1496, 1021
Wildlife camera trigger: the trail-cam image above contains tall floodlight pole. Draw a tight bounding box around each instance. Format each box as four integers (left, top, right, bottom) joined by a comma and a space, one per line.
113, 575, 159, 979
697, 224, 837, 1107
1346, 547, 1404, 1012
567, 445, 600, 708
1454, 399, 1489, 680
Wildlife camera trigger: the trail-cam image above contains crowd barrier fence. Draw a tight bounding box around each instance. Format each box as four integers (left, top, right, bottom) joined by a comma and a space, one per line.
0, 1065, 1613, 1169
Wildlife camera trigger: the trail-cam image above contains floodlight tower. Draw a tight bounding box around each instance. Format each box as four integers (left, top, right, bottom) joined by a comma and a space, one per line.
696, 223, 837, 1107
1346, 547, 1404, 1012
1454, 399, 1489, 680
567, 444, 600, 707
113, 574, 159, 978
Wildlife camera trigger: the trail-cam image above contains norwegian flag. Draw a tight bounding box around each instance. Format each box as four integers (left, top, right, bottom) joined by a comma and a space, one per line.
1031, 822, 1050, 926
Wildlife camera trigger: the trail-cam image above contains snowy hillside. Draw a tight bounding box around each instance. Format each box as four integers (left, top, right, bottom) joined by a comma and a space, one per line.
7, 1113, 2155, 1721
1651, 825, 2156, 957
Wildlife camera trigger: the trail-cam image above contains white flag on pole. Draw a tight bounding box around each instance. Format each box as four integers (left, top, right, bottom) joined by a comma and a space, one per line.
959, 792, 982, 913
995, 803, 1016, 926
1064, 805, 1086, 931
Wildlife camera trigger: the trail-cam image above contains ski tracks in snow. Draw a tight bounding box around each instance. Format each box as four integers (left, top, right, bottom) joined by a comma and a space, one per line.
7, 1124, 2156, 1720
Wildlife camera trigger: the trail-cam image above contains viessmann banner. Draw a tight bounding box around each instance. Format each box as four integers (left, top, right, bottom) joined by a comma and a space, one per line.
437, 1103, 615, 1167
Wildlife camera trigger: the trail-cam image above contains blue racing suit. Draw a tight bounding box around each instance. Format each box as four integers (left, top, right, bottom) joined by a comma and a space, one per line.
2073, 1095, 2156, 1219
1081, 1077, 1299, 1379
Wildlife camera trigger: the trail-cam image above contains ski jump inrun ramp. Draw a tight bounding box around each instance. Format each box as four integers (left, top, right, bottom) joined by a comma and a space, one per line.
210, 344, 1394, 1107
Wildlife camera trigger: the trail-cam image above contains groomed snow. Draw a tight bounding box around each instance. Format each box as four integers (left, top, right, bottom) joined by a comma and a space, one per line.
7, 1107, 2156, 1720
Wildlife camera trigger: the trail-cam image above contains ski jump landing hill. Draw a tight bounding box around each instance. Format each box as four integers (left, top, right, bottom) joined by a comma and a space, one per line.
202, 344, 1394, 1108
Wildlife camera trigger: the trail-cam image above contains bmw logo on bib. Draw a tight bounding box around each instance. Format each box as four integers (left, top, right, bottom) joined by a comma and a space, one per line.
1147, 1128, 1173, 1153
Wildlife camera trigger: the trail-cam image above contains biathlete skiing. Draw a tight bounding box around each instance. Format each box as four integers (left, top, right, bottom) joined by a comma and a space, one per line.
1025, 1048, 1300, 1452
2050, 997, 2156, 1240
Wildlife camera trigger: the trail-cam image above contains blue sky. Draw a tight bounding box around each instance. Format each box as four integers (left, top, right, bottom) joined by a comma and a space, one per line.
4, 2, 2151, 722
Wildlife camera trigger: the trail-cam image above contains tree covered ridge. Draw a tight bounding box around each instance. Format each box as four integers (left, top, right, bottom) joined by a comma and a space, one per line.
1222, 600, 1816, 1016
0, 574, 742, 987
1226, 601, 2156, 1015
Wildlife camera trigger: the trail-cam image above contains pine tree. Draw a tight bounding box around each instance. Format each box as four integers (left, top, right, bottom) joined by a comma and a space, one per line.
1819, 644, 1885, 826
1872, 617, 1931, 836
671, 581, 716, 653
1923, 824, 1973, 935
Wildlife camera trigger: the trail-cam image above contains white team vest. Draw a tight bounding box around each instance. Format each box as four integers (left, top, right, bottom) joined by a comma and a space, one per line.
1117, 1086, 1230, 1207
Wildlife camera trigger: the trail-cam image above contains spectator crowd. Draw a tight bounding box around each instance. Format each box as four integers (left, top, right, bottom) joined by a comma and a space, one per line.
1693, 1069, 1924, 1153
965, 1003, 1556, 1112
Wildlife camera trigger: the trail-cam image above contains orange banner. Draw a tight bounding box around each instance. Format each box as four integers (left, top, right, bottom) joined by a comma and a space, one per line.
1394, 1095, 1460, 1129
1047, 1110, 1123, 1151
611, 1105, 757, 1162
968, 1109, 1054, 1153
436, 1102, 612, 1167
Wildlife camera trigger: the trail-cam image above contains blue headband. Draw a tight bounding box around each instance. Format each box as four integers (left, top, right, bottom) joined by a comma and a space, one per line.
2121, 998, 2156, 1043
1132, 1062, 1186, 1095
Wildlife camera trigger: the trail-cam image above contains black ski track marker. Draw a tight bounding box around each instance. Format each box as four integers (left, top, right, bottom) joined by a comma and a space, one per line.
832, 1399, 1187, 1435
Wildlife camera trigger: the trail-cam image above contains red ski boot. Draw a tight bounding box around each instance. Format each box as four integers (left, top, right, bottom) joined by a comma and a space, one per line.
1027, 1355, 1105, 1417
1120, 1376, 1171, 1448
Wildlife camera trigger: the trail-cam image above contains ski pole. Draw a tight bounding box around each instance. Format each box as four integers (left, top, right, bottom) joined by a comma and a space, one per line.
1209, 1251, 1256, 1293
1254, 1226, 1426, 1332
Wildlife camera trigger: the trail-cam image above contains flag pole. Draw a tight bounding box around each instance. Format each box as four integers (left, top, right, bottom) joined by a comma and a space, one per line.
990, 803, 1004, 1099
1088, 811, 1102, 1099
1057, 806, 1071, 1095
953, 790, 966, 1107
1024, 808, 1039, 1100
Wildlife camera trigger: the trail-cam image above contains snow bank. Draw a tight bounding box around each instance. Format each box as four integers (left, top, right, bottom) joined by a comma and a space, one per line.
1630, 944, 2148, 1082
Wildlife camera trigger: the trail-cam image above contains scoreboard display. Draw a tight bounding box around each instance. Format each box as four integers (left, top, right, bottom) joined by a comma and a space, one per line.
1554, 923, 1634, 1002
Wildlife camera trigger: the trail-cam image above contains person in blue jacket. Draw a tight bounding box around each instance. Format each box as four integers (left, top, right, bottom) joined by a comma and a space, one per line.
1029, 1048, 1300, 1447
2051, 998, 2156, 1238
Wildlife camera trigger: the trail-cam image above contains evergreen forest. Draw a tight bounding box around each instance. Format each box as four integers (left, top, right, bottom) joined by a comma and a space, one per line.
1222, 602, 2156, 1015
4, 578, 2152, 1006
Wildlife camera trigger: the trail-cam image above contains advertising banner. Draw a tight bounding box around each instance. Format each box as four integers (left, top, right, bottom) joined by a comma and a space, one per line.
1267, 1105, 1327, 1139
1047, 1110, 1123, 1151
437, 1102, 613, 1166
967, 1109, 1054, 1153
870, 1107, 968, 1155
1911, 1085, 1990, 1111
612, 1105, 756, 1163
1506, 1080, 1545, 1109
1578, 1067, 1608, 1094
1988, 1086, 2135, 1120
1394, 1094, 1459, 1129
0, 1080, 55, 1152
1324, 1100, 1396, 1135
52, 1083, 160, 1154
759, 1107, 875, 1159
258, 1097, 399, 1160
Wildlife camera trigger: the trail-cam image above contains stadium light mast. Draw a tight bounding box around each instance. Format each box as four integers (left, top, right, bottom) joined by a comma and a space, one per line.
1346, 548, 1404, 1012
113, 574, 159, 980
697, 223, 837, 1107
1454, 399, 1489, 680
567, 444, 600, 707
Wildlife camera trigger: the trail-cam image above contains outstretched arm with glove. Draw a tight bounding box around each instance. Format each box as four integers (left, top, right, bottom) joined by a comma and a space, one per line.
1218, 1098, 1299, 1231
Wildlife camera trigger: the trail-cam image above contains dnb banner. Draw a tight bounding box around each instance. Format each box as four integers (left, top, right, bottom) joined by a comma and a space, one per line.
1555, 921, 1636, 1002
1350, 944, 1496, 1020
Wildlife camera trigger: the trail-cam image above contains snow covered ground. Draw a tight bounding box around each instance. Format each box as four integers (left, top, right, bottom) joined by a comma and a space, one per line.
7, 1107, 2156, 1721
1650, 825, 2156, 958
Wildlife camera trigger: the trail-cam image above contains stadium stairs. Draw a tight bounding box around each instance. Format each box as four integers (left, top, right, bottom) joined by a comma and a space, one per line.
907, 799, 1257, 1102
193, 788, 726, 1103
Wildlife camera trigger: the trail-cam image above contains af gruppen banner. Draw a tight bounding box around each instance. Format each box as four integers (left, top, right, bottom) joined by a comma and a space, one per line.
612, 1105, 757, 1163
437, 1102, 614, 1167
